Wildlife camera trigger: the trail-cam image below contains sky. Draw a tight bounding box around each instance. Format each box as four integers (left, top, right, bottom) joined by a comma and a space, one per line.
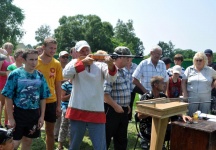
13, 0, 216, 55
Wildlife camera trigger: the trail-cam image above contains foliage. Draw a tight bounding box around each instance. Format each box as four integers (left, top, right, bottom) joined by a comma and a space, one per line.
173, 48, 196, 60
113, 19, 144, 56
158, 41, 175, 59
35, 25, 52, 45
0, 0, 25, 47
54, 15, 144, 55
54, 14, 114, 53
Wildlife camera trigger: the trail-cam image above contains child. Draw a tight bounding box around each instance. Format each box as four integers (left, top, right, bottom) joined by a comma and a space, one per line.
0, 128, 14, 150
57, 79, 72, 150
167, 65, 182, 98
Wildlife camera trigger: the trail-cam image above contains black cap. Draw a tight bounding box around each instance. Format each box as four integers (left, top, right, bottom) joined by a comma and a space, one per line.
0, 128, 13, 144
204, 49, 213, 55
161, 57, 173, 64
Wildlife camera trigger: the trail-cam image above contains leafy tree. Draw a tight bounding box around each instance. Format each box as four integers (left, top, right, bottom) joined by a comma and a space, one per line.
113, 19, 144, 56
158, 41, 175, 59
173, 48, 196, 60
54, 15, 114, 53
0, 0, 25, 47
35, 25, 51, 44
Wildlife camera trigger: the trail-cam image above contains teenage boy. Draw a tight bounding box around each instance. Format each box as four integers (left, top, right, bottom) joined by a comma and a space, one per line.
36, 37, 63, 150
2, 49, 51, 150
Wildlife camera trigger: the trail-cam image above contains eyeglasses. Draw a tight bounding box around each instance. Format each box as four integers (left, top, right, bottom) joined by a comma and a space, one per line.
196, 59, 203, 62
61, 56, 69, 59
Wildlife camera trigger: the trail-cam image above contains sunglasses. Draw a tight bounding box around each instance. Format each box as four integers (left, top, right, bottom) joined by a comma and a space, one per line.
61, 56, 69, 59
196, 59, 203, 62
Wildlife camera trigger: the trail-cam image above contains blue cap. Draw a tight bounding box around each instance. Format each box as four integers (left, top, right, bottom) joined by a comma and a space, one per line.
204, 49, 213, 55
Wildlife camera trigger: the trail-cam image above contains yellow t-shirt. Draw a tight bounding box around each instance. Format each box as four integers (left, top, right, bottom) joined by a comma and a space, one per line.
36, 57, 63, 103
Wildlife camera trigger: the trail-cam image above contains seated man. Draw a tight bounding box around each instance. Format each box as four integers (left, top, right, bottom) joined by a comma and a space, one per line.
0, 128, 14, 150
136, 76, 192, 149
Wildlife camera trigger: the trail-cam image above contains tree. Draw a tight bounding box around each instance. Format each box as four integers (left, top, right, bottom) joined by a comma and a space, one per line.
173, 48, 196, 60
158, 41, 175, 59
54, 14, 114, 53
113, 19, 144, 56
0, 0, 25, 47
35, 25, 52, 44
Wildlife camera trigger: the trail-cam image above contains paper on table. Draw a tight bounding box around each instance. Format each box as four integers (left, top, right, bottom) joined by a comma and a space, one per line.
199, 113, 216, 119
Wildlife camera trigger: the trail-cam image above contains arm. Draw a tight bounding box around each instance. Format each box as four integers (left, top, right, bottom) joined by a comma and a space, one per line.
132, 77, 148, 94
38, 99, 46, 129
55, 81, 62, 117
181, 79, 188, 98
104, 94, 124, 113
0, 61, 7, 76
5, 97, 16, 128
166, 80, 169, 97
61, 89, 71, 102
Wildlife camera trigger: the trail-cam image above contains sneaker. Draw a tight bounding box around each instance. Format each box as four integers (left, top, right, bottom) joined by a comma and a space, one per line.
140, 138, 150, 149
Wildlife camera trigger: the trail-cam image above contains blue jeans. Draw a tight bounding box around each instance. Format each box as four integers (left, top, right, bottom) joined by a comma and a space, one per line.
69, 120, 106, 150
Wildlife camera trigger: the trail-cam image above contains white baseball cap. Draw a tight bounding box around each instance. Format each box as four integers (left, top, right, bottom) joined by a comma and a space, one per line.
172, 65, 182, 74
75, 40, 90, 52
59, 51, 69, 57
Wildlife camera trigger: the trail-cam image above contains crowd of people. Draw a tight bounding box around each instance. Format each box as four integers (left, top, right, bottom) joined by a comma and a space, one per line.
0, 38, 216, 150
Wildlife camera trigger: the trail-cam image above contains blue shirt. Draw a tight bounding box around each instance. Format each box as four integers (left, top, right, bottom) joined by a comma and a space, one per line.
104, 69, 131, 106
1, 67, 51, 109
61, 81, 72, 110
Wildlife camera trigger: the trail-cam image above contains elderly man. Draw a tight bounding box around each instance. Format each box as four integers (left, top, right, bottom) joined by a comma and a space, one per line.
132, 45, 168, 93
63, 40, 117, 150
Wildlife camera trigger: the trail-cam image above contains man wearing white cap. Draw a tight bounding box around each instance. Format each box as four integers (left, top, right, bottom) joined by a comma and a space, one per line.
58, 51, 69, 69
54, 50, 70, 142
63, 40, 117, 150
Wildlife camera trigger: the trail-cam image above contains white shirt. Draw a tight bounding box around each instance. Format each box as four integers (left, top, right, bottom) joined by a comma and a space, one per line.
132, 58, 168, 91
184, 65, 216, 93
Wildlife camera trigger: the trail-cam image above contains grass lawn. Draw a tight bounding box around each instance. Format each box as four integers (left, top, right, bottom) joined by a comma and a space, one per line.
2, 94, 144, 150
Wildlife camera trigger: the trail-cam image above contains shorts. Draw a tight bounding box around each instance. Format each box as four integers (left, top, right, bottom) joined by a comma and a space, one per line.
44, 102, 57, 123
13, 106, 41, 140
13, 124, 41, 140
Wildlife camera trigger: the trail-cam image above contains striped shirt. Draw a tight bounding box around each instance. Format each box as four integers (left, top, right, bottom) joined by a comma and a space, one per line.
132, 58, 168, 91
104, 69, 131, 106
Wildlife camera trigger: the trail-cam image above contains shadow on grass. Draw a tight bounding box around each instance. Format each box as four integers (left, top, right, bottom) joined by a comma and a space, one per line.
31, 131, 46, 150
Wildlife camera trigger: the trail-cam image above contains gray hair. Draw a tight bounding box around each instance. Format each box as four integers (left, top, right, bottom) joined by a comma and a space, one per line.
151, 45, 162, 52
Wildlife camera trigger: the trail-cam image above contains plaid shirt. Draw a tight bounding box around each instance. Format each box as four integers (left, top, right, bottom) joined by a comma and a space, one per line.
123, 62, 137, 92
132, 58, 168, 91
104, 69, 131, 106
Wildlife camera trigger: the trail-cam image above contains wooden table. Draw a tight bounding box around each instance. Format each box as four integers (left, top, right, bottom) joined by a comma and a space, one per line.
170, 120, 216, 150
136, 98, 188, 150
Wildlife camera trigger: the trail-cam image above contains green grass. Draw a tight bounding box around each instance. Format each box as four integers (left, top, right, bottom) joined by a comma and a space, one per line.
2, 94, 144, 150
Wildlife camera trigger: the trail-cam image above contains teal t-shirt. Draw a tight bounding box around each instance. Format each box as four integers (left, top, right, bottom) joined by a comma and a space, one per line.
1, 67, 51, 109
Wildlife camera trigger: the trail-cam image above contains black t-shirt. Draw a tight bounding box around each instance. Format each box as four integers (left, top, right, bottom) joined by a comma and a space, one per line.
209, 63, 216, 96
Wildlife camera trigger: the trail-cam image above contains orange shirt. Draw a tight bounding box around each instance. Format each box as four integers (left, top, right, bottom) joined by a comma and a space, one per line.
36, 57, 63, 103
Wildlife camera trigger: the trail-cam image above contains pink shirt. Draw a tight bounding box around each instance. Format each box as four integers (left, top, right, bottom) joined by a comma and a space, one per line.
0, 56, 14, 90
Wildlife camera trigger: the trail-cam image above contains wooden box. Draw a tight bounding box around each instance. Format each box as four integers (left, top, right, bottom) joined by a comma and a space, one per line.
170, 120, 216, 150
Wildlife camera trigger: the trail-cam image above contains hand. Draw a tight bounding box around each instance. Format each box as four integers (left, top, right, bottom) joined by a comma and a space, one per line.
56, 106, 62, 118
127, 105, 131, 114
104, 56, 115, 71
81, 55, 94, 66
182, 115, 192, 122
8, 118, 16, 128
114, 104, 124, 113
37, 116, 44, 129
